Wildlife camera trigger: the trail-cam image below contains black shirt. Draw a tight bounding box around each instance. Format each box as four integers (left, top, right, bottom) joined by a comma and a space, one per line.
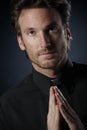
0, 61, 87, 129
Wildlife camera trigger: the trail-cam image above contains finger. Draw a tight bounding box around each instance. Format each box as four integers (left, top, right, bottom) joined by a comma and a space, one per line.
47, 87, 61, 130
55, 87, 76, 123
59, 102, 75, 124
49, 87, 57, 108
48, 87, 60, 120
54, 87, 85, 130
55, 86, 67, 103
55, 86, 74, 113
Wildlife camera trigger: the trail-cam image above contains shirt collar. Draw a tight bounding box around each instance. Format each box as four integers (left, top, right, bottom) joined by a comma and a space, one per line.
32, 59, 74, 95
33, 68, 51, 95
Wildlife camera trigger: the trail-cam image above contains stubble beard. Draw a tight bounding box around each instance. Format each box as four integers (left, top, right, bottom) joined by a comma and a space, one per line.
32, 49, 67, 71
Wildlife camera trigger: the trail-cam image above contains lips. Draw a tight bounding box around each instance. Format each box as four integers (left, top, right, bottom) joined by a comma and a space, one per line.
39, 51, 57, 60
39, 51, 56, 56
39, 50, 56, 55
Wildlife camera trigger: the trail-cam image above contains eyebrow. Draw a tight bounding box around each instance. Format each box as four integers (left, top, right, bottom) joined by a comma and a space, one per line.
48, 22, 58, 26
46, 22, 59, 28
24, 21, 59, 33
24, 28, 35, 33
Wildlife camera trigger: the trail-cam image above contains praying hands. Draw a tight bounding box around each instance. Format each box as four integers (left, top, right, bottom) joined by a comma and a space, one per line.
47, 87, 85, 130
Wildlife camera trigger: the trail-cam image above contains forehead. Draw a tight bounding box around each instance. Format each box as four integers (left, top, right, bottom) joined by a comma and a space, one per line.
18, 8, 62, 30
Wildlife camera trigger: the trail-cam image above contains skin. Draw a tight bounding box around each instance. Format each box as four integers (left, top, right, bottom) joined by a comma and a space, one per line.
47, 87, 62, 130
47, 86, 85, 130
17, 8, 71, 78
17, 8, 85, 130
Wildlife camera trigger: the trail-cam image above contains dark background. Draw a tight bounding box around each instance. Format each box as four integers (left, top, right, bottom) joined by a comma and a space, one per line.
0, 0, 87, 94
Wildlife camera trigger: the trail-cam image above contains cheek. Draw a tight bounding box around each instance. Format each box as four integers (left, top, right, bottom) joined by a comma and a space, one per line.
26, 45, 35, 56
25, 43, 38, 60
55, 38, 68, 54
23, 37, 37, 51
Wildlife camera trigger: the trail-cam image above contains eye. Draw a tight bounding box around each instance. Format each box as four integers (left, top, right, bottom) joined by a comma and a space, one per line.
49, 25, 58, 33
25, 29, 36, 37
28, 30, 36, 36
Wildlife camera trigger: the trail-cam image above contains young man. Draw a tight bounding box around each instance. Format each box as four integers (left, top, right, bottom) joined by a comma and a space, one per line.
0, 0, 87, 129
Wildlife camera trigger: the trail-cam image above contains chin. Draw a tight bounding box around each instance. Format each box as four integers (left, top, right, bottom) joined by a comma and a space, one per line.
40, 60, 58, 69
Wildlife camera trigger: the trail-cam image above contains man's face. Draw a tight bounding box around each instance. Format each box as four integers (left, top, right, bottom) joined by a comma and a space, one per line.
18, 8, 70, 70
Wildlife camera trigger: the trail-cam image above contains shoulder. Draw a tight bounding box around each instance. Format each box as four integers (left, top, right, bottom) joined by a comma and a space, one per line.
72, 62, 87, 91
72, 62, 87, 77
73, 61, 87, 69
0, 73, 38, 103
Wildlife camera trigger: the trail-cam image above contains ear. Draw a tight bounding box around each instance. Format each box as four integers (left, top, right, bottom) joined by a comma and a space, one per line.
17, 35, 25, 51
65, 25, 72, 41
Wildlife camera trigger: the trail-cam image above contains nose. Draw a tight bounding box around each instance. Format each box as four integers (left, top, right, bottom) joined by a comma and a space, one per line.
40, 31, 51, 48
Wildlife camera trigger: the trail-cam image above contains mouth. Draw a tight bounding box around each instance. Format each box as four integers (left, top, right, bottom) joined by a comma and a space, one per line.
39, 51, 57, 59
39, 50, 56, 55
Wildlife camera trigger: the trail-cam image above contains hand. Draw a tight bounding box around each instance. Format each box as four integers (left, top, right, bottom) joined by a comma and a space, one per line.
47, 87, 62, 130
54, 86, 85, 130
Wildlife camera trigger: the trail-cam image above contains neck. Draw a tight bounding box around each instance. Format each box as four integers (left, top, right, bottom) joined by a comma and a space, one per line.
32, 55, 68, 78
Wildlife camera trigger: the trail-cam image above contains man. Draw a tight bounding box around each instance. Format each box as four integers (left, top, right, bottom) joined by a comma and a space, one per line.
0, 0, 87, 129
